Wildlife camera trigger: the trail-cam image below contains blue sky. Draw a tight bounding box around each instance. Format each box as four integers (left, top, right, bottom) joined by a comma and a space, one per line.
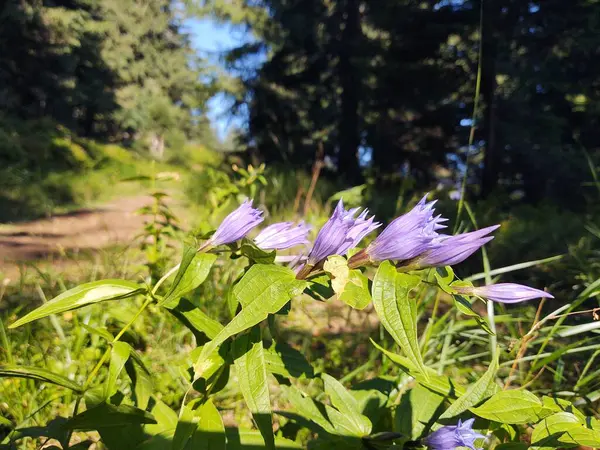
186, 19, 252, 141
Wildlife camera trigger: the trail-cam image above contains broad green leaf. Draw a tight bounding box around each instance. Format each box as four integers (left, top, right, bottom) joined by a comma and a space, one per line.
280, 385, 334, 433
324, 256, 350, 294
531, 412, 600, 449
263, 340, 314, 379
452, 295, 494, 335
324, 256, 371, 309
188, 399, 226, 450
160, 247, 216, 306
125, 353, 153, 409
326, 404, 364, 436
338, 270, 371, 309
322, 373, 372, 436
195, 265, 307, 378
173, 399, 202, 450
224, 428, 303, 449
165, 297, 224, 341
540, 397, 586, 421
305, 274, 334, 301
192, 345, 227, 394
470, 389, 543, 424
0, 415, 13, 427
64, 403, 156, 430
144, 399, 178, 436
370, 339, 466, 398
105, 341, 131, 399
440, 353, 499, 419
232, 264, 306, 309
240, 238, 276, 264
0, 365, 83, 393
233, 327, 274, 450
495, 444, 529, 450
351, 387, 388, 428
9, 280, 144, 328
396, 384, 446, 439
173, 399, 226, 450
434, 266, 455, 294
372, 262, 428, 377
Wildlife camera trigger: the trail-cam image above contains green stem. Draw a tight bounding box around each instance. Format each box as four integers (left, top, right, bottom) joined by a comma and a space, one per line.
80, 295, 154, 396
152, 263, 180, 296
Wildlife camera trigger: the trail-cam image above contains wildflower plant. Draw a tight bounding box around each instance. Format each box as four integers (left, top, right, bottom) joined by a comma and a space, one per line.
2, 194, 599, 450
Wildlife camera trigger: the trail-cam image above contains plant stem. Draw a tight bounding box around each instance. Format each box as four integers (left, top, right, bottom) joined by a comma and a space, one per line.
152, 263, 180, 295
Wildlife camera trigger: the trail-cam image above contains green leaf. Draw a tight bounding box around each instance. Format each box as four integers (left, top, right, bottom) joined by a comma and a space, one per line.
64, 403, 156, 430
224, 428, 303, 449
395, 384, 446, 440
240, 238, 276, 264
434, 266, 455, 294
105, 342, 131, 399
0, 415, 13, 427
304, 274, 335, 301
165, 297, 224, 341
439, 352, 499, 419
324, 256, 371, 309
233, 264, 306, 309
495, 444, 529, 450
453, 295, 495, 335
125, 355, 153, 410
531, 412, 600, 449
173, 399, 226, 450
371, 262, 428, 378
188, 399, 226, 450
280, 385, 334, 433
0, 365, 83, 393
9, 279, 145, 328
173, 399, 201, 450
144, 400, 178, 437
322, 373, 372, 436
160, 247, 217, 306
470, 389, 543, 424
194, 265, 307, 379
80, 323, 115, 341
540, 397, 586, 421
370, 339, 466, 398
233, 327, 274, 450
263, 340, 314, 379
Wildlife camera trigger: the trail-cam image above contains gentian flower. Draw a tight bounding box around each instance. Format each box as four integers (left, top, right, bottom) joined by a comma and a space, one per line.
425, 418, 486, 450
361, 194, 446, 263
305, 200, 380, 267
403, 225, 500, 270
254, 221, 311, 250
205, 199, 264, 247
456, 283, 553, 304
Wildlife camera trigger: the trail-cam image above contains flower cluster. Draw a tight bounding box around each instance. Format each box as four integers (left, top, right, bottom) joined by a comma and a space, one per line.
204, 197, 553, 303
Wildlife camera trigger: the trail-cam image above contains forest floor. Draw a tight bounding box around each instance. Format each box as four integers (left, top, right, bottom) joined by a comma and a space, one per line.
0, 195, 161, 279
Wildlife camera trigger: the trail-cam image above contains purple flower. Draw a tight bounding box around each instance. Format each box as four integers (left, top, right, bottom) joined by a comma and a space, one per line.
364, 194, 446, 262
406, 225, 500, 269
425, 418, 486, 450
254, 221, 311, 250
306, 200, 380, 266
458, 283, 553, 304
207, 199, 264, 247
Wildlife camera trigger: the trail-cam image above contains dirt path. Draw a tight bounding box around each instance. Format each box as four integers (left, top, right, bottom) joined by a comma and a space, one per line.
0, 195, 160, 278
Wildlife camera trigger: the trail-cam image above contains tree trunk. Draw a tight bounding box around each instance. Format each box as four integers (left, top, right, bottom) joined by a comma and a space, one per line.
337, 0, 362, 184
480, 0, 498, 198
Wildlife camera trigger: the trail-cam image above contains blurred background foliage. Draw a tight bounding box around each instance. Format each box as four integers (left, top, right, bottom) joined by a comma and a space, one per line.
2, 0, 600, 313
